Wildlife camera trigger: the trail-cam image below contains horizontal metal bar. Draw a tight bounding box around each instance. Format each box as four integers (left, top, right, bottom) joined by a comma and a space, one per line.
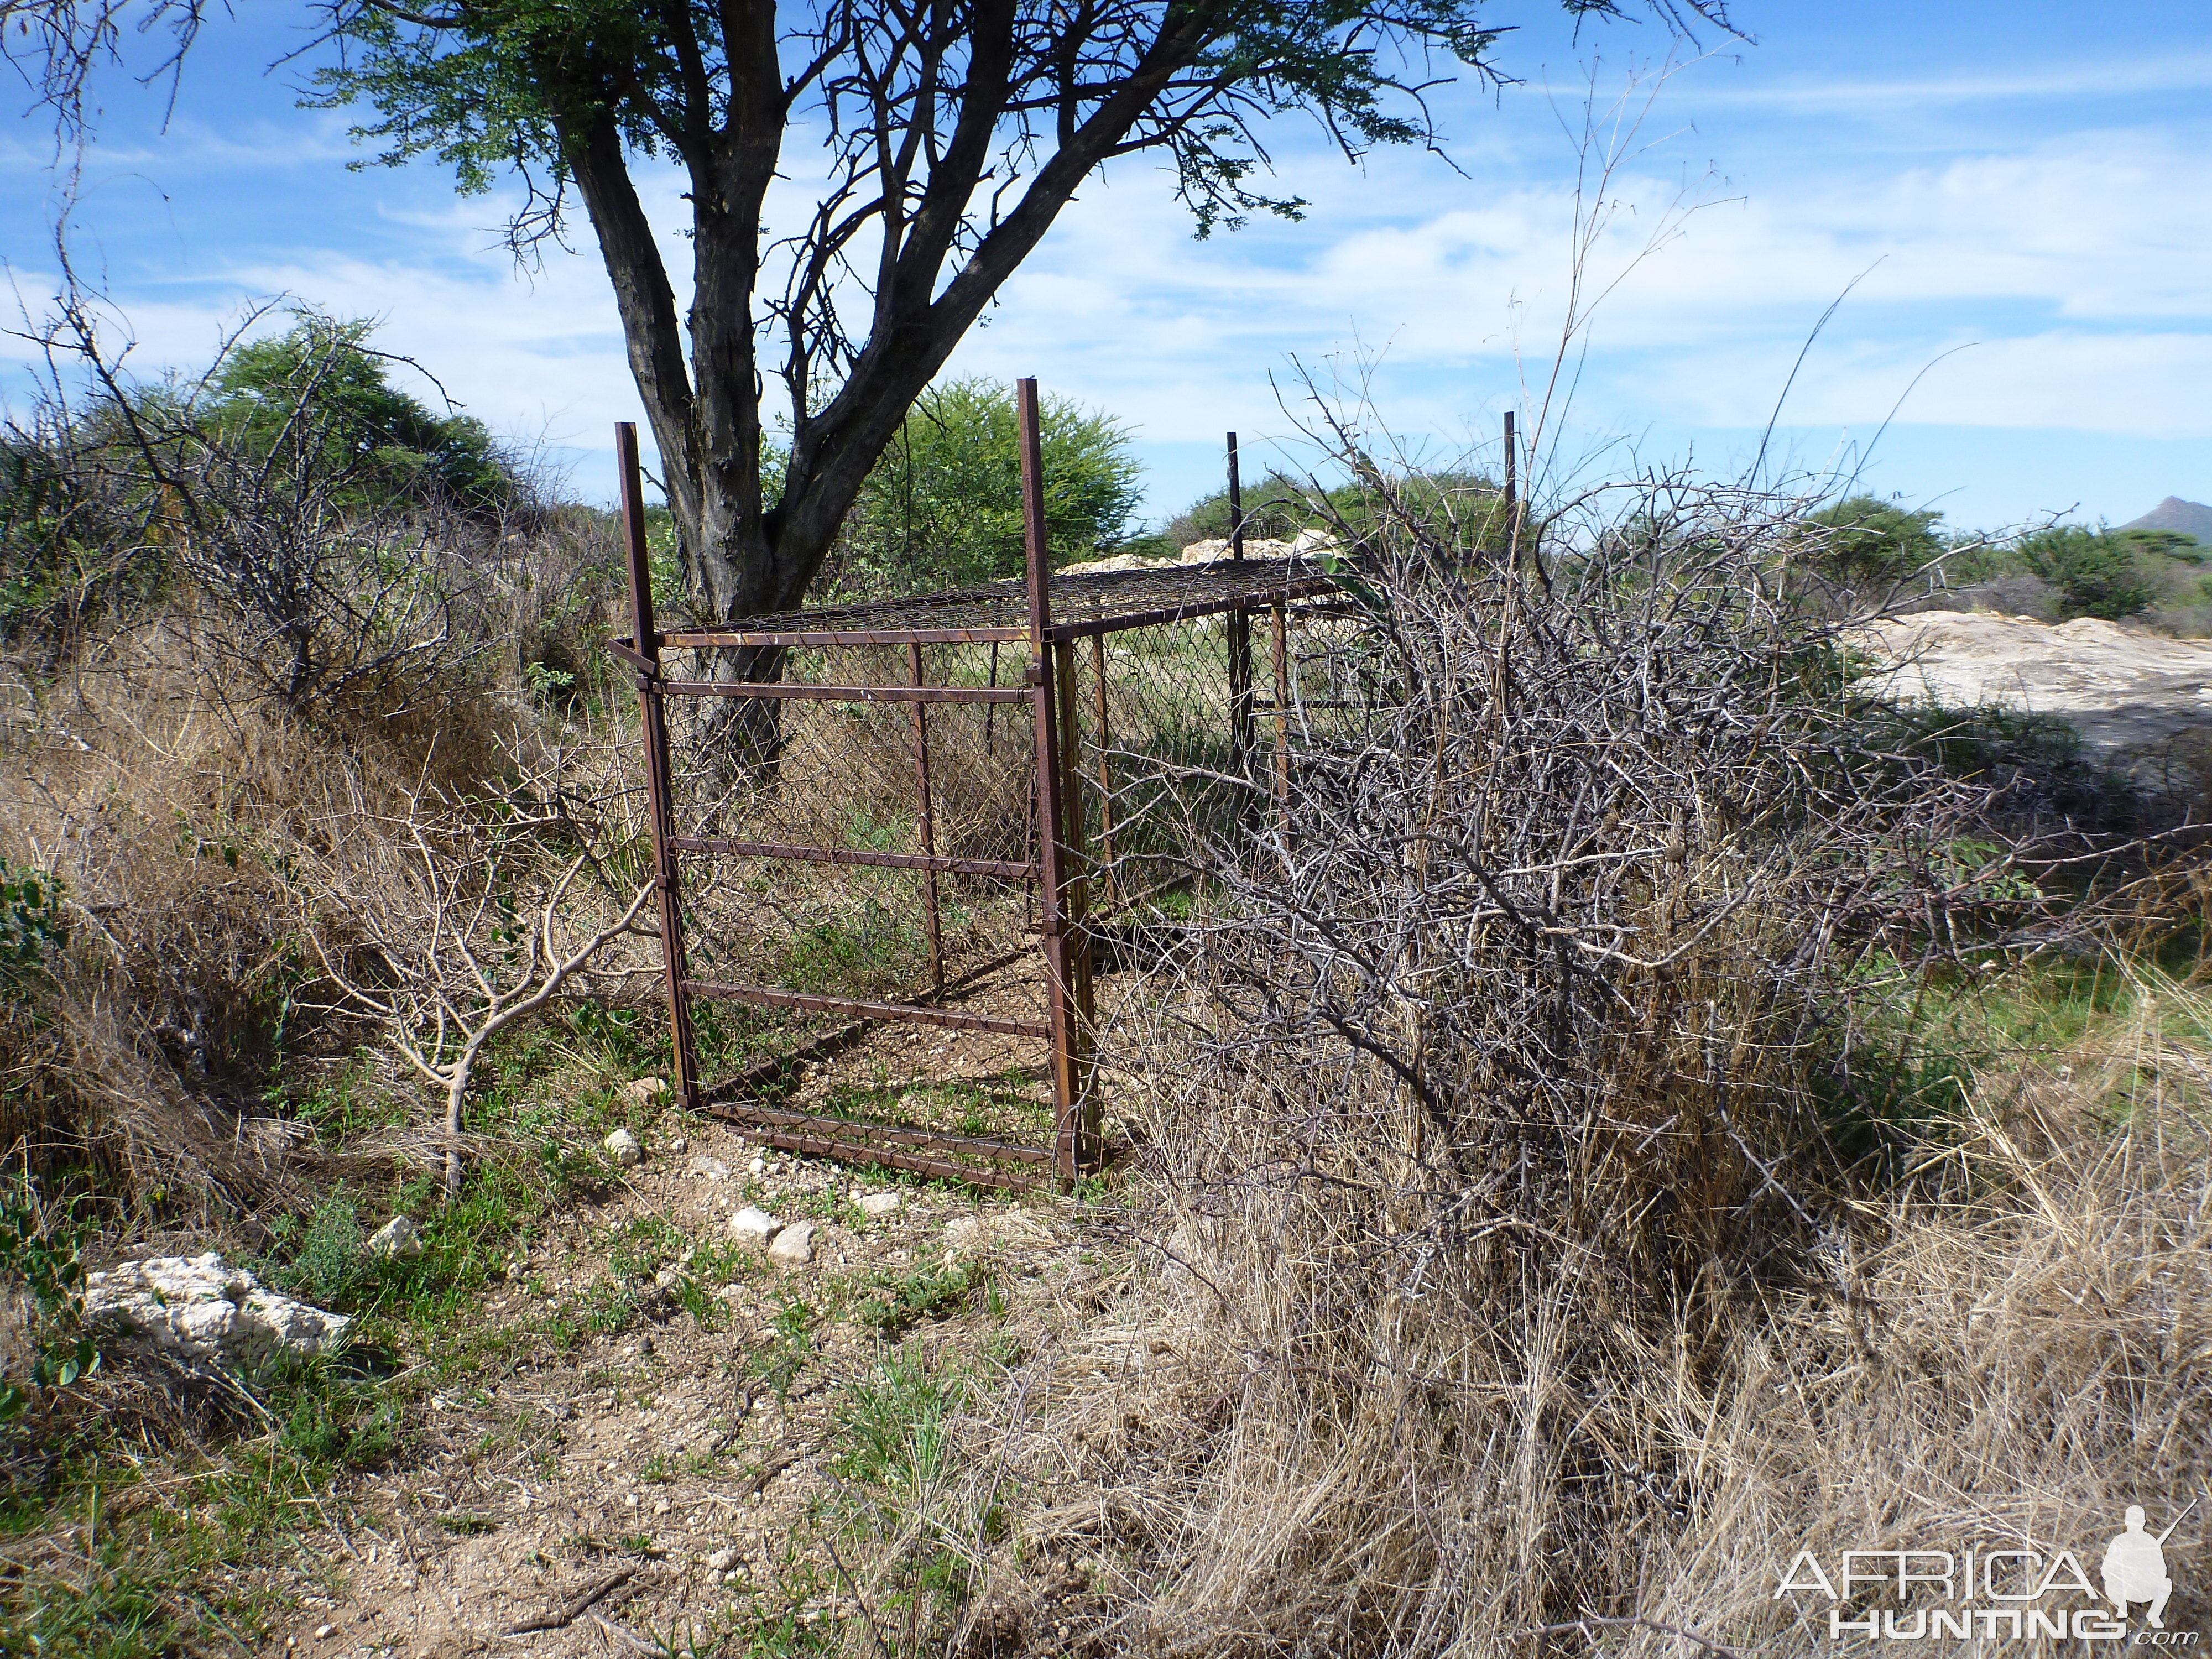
684, 979, 1052, 1037
1045, 576, 1338, 641
606, 637, 658, 675
669, 837, 1036, 880
700, 1098, 1057, 1166
662, 627, 1031, 648
660, 680, 1029, 704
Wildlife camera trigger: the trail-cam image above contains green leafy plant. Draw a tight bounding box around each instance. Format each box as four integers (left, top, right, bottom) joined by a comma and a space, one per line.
852, 1262, 981, 1337
0, 1180, 101, 1421
0, 858, 66, 987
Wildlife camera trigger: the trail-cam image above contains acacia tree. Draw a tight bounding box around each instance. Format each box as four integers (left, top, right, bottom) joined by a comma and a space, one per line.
6, 0, 1729, 645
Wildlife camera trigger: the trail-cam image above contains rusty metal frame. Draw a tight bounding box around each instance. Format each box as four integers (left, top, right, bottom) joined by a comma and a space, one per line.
618, 385, 1334, 1192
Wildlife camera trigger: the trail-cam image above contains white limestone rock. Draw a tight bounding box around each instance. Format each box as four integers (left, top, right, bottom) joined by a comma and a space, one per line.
727, 1206, 780, 1242
688, 1155, 733, 1181
603, 1128, 643, 1167
366, 1215, 423, 1259
623, 1077, 669, 1105
857, 1191, 904, 1220
766, 1220, 816, 1269
84, 1253, 351, 1374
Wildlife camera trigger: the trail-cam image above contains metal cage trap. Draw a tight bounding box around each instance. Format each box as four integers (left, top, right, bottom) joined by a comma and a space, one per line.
615, 380, 1343, 1191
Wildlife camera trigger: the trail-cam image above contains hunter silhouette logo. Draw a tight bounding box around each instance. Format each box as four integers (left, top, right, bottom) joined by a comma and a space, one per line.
1774, 1501, 2199, 1642
2104, 1506, 2181, 1629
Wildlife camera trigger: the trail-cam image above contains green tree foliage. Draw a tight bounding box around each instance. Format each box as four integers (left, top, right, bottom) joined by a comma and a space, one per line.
830, 379, 1144, 594
2116, 528, 2203, 565
1801, 494, 1947, 587
2013, 526, 2156, 621
208, 316, 512, 514
0, 0, 1711, 647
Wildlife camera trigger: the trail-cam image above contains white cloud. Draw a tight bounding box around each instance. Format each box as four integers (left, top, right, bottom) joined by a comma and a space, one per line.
3, 50, 2206, 518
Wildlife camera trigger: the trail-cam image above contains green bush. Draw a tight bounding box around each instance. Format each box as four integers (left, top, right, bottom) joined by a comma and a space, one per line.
1169, 467, 1509, 560
2013, 525, 2155, 620
264, 1192, 377, 1313
1799, 494, 1947, 587
209, 315, 515, 515
826, 378, 1144, 594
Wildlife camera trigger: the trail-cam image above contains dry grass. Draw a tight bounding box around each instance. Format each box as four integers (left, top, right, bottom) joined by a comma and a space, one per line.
0, 596, 624, 1221
916, 452, 2211, 1658
945, 975, 2211, 1657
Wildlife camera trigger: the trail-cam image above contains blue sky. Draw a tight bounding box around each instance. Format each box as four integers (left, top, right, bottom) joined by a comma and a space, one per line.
3, 1, 2208, 535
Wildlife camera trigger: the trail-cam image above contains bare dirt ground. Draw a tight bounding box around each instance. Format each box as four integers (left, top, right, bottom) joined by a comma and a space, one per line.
261, 1001, 1117, 1659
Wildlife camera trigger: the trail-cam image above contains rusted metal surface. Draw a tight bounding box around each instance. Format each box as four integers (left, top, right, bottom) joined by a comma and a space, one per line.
1042, 573, 1335, 641
659, 557, 1328, 645
1017, 377, 1087, 1185
658, 680, 1029, 703
1227, 432, 1255, 778
667, 836, 1034, 880
685, 978, 1053, 1038
617, 424, 701, 1114
620, 387, 1342, 1192
664, 627, 1032, 648
908, 641, 946, 997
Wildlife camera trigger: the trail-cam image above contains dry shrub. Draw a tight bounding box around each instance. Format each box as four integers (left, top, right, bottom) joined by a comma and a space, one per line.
0, 594, 623, 1219
943, 459, 2184, 1655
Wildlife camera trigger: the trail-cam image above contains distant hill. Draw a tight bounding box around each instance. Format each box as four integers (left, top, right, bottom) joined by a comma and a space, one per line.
2120, 497, 2212, 541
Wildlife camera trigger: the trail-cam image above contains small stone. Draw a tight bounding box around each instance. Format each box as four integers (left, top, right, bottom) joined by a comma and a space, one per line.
667, 1136, 690, 1155
603, 1129, 643, 1167
653, 1499, 672, 1516
748, 1157, 765, 1175
858, 1191, 902, 1220
315, 1626, 335, 1640
624, 1493, 639, 1509
728, 1206, 780, 1241
766, 1220, 815, 1269
707, 1546, 741, 1572
689, 1155, 733, 1181
624, 1077, 668, 1105
367, 1215, 423, 1259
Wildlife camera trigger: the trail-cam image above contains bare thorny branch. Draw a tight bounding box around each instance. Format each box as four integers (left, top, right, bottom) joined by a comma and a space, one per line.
289, 734, 661, 1201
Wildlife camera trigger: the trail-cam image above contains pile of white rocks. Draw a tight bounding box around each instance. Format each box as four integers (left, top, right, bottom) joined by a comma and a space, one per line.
83, 1253, 351, 1375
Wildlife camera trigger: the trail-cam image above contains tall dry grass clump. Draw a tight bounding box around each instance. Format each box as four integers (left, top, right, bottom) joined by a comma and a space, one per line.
947, 450, 2192, 1655
0, 281, 645, 1222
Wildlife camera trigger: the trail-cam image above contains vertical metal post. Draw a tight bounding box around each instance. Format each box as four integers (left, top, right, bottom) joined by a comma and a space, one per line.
1270, 601, 1292, 839
1225, 432, 1255, 780
1087, 607, 1119, 912
1503, 409, 1518, 559
617, 422, 699, 1112
1055, 638, 1096, 1128
1018, 379, 1088, 1182
907, 641, 945, 999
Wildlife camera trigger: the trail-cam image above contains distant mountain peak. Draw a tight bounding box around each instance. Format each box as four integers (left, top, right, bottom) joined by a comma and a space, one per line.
2119, 497, 2212, 541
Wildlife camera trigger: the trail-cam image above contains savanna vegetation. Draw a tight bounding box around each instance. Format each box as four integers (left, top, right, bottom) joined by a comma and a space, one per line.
3, 280, 2208, 1654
